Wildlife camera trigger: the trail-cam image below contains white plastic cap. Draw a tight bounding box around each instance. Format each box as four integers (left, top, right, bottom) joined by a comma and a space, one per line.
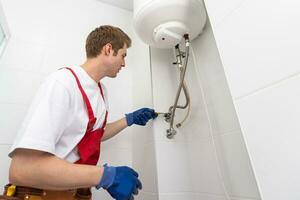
153, 21, 187, 47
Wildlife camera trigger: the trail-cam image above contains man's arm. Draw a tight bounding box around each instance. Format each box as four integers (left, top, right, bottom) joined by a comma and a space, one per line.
9, 148, 142, 199
102, 108, 157, 141
9, 148, 103, 190
102, 118, 128, 141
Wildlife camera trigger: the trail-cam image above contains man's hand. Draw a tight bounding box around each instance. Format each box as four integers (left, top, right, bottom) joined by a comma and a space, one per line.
125, 108, 157, 126
96, 164, 142, 200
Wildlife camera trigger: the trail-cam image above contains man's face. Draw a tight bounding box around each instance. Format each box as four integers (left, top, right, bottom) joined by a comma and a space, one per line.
107, 44, 127, 78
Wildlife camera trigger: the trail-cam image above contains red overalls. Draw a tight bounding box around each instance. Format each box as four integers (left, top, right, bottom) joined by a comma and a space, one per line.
66, 67, 108, 165
0, 68, 105, 200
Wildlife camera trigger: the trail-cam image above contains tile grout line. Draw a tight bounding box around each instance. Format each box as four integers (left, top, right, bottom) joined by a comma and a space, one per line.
235, 71, 300, 101
213, 0, 249, 29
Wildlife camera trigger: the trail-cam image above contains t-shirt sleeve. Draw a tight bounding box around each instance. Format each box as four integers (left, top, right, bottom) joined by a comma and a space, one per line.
9, 77, 73, 157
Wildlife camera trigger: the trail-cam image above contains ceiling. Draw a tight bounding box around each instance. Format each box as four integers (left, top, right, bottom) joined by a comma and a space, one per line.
97, 0, 133, 11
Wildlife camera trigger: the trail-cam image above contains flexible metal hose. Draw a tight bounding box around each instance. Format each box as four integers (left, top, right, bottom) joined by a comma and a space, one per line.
167, 34, 190, 138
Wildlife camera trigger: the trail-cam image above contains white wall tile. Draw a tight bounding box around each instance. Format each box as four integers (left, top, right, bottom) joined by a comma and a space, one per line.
99, 145, 132, 167
206, 0, 300, 199
191, 22, 240, 135
0, 103, 28, 144
91, 187, 113, 200
101, 124, 133, 150
155, 141, 193, 193
129, 32, 157, 199
136, 192, 158, 200
0, 145, 11, 193
132, 142, 158, 194
0, 68, 43, 105
204, 0, 246, 28
159, 192, 227, 200
180, 51, 212, 141
40, 46, 85, 75
132, 122, 155, 147
193, 21, 260, 199
102, 72, 133, 115
159, 193, 197, 200
150, 47, 179, 113
195, 193, 227, 200
235, 74, 300, 200
231, 197, 261, 200
130, 33, 154, 145
1, 0, 132, 45
215, 132, 260, 199
213, 0, 300, 99
0, 37, 46, 71
178, 106, 211, 141
1, 0, 55, 45
187, 138, 225, 195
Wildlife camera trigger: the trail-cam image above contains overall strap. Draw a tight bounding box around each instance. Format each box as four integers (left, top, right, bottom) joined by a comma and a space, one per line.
97, 82, 108, 129
98, 82, 105, 101
65, 67, 96, 131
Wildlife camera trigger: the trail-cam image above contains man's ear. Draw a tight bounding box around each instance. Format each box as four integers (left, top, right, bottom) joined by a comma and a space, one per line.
102, 43, 113, 55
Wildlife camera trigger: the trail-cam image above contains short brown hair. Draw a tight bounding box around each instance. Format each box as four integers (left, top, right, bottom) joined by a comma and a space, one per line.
85, 25, 131, 58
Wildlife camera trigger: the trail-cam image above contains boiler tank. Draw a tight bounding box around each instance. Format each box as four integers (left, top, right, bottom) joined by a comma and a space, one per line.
133, 0, 207, 48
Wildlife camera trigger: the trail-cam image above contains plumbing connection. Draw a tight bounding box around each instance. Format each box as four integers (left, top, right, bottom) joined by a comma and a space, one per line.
163, 34, 191, 139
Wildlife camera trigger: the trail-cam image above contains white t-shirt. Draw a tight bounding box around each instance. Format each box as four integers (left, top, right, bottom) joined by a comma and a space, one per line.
9, 66, 109, 163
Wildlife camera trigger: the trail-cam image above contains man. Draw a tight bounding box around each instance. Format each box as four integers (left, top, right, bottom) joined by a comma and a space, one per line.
3, 25, 157, 200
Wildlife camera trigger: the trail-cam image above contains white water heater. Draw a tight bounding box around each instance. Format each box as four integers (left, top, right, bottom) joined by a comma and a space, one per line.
133, 0, 207, 48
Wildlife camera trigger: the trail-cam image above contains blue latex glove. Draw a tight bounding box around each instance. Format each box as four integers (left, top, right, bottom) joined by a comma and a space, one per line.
96, 164, 142, 200
125, 108, 157, 126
